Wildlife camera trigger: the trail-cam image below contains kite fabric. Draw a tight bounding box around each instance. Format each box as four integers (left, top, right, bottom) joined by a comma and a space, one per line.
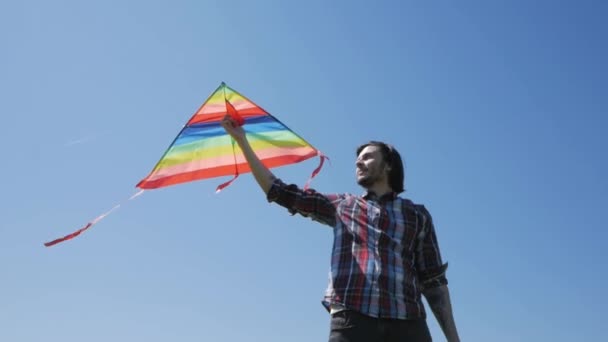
44, 82, 327, 247
136, 82, 327, 191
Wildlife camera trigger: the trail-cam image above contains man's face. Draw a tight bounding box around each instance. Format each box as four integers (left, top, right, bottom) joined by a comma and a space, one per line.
356, 145, 388, 188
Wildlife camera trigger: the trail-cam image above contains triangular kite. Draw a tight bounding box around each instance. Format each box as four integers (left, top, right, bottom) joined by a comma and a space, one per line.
45, 82, 327, 247
136, 82, 325, 191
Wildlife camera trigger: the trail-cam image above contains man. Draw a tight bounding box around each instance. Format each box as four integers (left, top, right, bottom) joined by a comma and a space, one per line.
221, 116, 460, 342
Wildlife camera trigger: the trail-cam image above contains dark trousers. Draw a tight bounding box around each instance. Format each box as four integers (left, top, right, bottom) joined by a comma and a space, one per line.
328, 310, 432, 342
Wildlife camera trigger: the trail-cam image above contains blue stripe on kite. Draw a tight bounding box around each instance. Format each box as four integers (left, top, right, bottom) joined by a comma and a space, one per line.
245, 117, 289, 133
174, 115, 289, 146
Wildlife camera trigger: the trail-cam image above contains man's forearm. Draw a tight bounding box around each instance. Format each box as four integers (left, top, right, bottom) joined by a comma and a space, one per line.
423, 285, 460, 342
234, 136, 275, 194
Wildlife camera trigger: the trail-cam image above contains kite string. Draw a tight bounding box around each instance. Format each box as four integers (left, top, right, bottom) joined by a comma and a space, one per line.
44, 189, 145, 247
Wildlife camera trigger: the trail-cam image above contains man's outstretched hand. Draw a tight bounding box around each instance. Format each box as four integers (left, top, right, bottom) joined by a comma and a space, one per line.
219, 115, 275, 194
221, 115, 246, 143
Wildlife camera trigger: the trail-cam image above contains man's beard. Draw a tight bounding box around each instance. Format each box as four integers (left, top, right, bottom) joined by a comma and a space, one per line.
357, 175, 376, 188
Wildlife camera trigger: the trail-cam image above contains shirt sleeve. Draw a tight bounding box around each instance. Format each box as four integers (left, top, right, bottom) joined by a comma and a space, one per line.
415, 205, 449, 290
266, 178, 339, 227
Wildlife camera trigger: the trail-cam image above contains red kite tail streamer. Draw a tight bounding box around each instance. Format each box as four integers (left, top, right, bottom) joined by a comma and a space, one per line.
215, 139, 240, 193
304, 152, 329, 190
44, 190, 145, 247
214, 87, 243, 193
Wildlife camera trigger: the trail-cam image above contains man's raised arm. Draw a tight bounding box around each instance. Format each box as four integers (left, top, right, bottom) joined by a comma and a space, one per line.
221, 115, 275, 194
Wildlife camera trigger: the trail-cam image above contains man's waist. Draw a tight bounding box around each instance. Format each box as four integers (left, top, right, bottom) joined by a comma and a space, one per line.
330, 303, 347, 314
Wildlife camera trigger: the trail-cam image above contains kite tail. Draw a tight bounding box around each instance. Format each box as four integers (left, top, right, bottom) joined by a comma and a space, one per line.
304, 152, 329, 190
214, 87, 244, 194
44, 189, 145, 247
215, 173, 239, 193
215, 137, 241, 193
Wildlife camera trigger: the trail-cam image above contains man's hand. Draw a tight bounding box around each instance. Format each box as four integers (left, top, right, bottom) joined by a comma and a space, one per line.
219, 114, 275, 194
221, 115, 246, 143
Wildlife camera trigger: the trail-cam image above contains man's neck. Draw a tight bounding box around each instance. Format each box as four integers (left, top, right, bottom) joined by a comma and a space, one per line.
366, 183, 393, 198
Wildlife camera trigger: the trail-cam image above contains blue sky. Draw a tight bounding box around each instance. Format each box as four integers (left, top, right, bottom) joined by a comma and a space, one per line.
1, 1, 606, 341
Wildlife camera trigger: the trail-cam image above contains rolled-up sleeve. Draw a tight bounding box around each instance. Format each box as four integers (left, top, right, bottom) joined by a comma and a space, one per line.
415, 205, 449, 290
266, 178, 338, 227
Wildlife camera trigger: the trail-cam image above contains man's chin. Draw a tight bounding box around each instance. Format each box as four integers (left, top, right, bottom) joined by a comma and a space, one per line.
357, 177, 373, 188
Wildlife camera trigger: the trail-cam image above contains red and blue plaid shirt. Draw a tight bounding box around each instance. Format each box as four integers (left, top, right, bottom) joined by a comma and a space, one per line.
267, 179, 448, 319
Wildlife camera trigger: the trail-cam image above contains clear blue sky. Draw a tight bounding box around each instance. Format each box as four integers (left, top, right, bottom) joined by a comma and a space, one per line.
1, 1, 606, 341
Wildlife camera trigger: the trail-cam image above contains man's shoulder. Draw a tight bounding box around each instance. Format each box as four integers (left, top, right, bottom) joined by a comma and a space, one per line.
317, 192, 349, 203
396, 196, 421, 207
323, 192, 377, 205
396, 197, 432, 215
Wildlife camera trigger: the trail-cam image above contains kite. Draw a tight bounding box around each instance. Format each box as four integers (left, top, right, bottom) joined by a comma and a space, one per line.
44, 82, 327, 247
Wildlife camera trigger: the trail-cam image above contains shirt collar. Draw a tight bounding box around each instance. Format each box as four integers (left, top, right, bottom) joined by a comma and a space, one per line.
363, 191, 397, 203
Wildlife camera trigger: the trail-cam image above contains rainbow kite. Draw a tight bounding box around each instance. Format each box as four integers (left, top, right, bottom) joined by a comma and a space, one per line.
45, 82, 327, 247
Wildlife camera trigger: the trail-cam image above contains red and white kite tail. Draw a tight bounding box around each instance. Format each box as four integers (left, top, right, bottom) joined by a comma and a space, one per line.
304, 152, 329, 191
44, 189, 145, 247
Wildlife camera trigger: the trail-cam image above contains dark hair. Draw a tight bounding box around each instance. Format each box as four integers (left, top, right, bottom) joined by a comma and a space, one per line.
356, 141, 405, 193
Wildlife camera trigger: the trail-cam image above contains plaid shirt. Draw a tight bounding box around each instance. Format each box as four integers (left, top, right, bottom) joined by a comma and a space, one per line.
267, 179, 448, 319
